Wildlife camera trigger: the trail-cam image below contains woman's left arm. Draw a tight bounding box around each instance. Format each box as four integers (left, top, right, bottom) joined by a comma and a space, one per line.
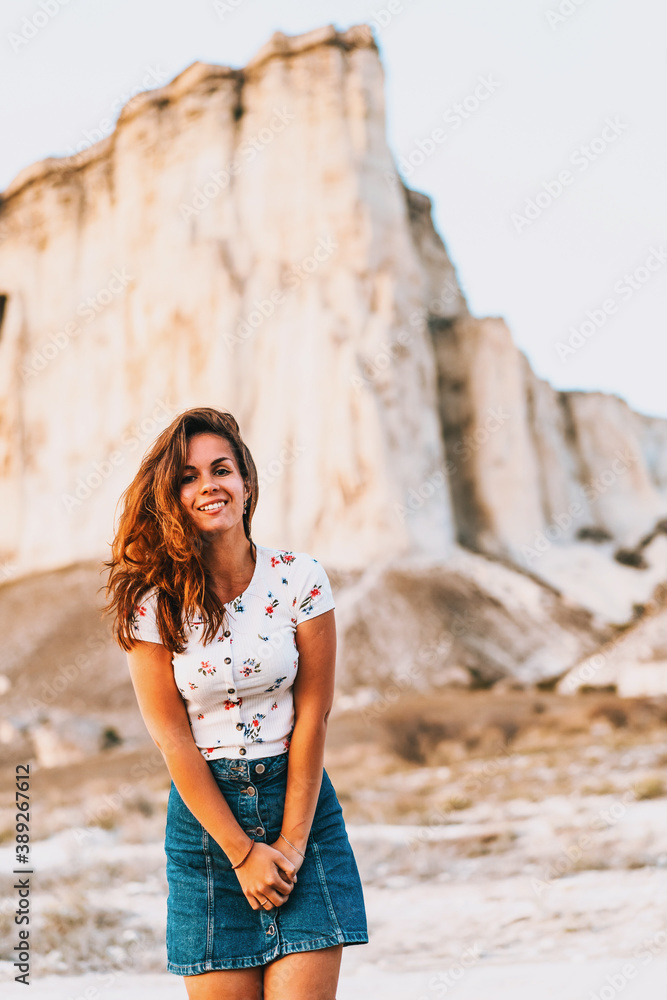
269, 608, 336, 870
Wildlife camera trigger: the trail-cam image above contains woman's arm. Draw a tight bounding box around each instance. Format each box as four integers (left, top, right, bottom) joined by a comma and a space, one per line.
126, 639, 297, 909
270, 608, 337, 868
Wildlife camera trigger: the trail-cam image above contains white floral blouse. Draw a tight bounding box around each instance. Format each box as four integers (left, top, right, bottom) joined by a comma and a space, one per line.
130, 545, 336, 760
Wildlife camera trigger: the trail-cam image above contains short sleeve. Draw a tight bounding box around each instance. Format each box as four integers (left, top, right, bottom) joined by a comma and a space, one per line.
130, 588, 163, 645
295, 555, 336, 626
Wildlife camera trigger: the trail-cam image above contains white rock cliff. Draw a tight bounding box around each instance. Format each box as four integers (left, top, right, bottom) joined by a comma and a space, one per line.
1, 23, 666, 688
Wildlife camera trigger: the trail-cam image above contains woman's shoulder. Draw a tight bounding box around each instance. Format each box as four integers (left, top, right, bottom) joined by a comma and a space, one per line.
135, 583, 159, 609
261, 546, 335, 623
259, 544, 324, 574
131, 584, 163, 642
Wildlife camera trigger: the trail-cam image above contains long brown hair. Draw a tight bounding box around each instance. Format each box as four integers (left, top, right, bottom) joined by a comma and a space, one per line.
104, 407, 259, 653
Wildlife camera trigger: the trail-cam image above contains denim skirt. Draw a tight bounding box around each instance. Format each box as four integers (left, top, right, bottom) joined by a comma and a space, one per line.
163, 751, 368, 974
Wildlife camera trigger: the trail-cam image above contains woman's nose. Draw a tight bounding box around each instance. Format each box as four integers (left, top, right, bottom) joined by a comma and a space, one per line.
199, 476, 219, 493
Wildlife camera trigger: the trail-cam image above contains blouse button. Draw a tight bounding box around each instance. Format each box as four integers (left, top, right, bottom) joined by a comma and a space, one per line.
236, 723, 243, 731
224, 630, 231, 637
228, 688, 236, 694
224, 657, 232, 664
239, 748, 247, 756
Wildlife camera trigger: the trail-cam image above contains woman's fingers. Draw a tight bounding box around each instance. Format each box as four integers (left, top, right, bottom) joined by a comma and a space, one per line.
247, 890, 285, 910
263, 889, 288, 910
277, 863, 297, 883
247, 878, 292, 909
271, 870, 295, 894
267, 845, 298, 881
238, 846, 299, 910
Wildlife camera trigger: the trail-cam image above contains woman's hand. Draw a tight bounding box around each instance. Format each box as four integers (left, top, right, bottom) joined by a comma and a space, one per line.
233, 841, 298, 911
268, 835, 306, 876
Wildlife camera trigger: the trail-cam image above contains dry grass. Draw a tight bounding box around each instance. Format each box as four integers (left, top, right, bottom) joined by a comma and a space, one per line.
352, 689, 667, 769
634, 775, 666, 800
322, 688, 667, 830
588, 701, 629, 728
0, 863, 167, 976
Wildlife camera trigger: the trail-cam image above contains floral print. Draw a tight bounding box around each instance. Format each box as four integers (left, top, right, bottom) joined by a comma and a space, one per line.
239, 658, 262, 678
244, 713, 266, 742
298, 585, 323, 618
130, 546, 335, 761
271, 552, 296, 567
129, 603, 148, 635
263, 676, 287, 693
264, 593, 279, 616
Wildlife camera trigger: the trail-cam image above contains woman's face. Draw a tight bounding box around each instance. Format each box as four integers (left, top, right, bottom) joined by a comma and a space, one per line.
179, 433, 248, 533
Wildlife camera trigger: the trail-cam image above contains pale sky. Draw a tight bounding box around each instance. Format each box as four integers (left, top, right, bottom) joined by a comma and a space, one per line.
1, 0, 665, 417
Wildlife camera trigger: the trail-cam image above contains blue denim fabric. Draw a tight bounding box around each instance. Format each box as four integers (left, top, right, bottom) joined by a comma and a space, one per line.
164, 751, 368, 974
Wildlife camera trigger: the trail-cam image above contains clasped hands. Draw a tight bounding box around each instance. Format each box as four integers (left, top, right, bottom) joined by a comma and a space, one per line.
233, 835, 306, 912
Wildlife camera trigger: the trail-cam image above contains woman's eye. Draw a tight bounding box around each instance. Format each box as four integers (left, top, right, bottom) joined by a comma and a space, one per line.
181, 467, 230, 484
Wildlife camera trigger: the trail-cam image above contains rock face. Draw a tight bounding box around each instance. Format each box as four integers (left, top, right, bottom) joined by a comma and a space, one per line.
0, 560, 608, 742
0, 22, 666, 650
433, 314, 667, 620
434, 315, 667, 557
333, 545, 608, 694
558, 587, 667, 696
0, 24, 457, 578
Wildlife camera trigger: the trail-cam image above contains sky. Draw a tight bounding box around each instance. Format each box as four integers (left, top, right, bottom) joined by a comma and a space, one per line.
1, 0, 665, 417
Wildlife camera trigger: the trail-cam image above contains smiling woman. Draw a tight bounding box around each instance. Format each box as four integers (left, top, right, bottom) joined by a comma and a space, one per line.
103, 406, 368, 999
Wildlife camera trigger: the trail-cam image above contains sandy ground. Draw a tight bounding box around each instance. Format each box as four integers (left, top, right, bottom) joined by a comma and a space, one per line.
2, 691, 667, 997
2, 821, 667, 998
7, 960, 667, 1000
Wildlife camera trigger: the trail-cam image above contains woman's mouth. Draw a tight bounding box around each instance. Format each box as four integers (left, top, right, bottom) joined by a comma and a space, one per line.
198, 500, 228, 513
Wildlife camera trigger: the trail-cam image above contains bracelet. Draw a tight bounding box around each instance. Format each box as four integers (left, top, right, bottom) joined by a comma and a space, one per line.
280, 832, 306, 859
231, 838, 256, 870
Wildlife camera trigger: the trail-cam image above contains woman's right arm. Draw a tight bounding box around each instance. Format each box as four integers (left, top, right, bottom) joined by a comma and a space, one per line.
126, 639, 297, 909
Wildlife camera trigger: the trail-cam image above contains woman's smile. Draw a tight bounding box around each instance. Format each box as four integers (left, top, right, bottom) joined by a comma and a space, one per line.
198, 499, 229, 513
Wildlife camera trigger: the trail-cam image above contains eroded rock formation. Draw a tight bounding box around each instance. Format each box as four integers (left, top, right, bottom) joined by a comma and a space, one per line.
1, 23, 666, 690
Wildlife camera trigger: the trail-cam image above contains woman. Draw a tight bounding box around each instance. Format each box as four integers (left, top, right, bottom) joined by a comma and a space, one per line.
105, 406, 368, 999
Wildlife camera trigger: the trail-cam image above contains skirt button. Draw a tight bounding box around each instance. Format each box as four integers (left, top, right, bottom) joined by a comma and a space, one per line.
255, 763, 265, 774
